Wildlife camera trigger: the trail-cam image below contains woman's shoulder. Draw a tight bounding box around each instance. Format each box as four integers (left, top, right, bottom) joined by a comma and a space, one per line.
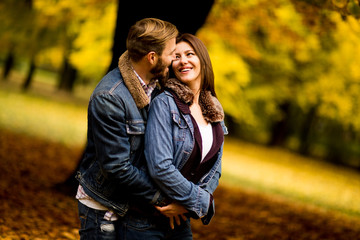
153, 89, 175, 102
150, 90, 176, 110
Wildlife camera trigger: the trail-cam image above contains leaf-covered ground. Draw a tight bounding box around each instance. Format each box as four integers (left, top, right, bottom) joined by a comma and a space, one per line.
1, 129, 360, 240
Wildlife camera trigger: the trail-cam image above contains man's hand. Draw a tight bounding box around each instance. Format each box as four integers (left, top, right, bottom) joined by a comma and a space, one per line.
155, 202, 188, 229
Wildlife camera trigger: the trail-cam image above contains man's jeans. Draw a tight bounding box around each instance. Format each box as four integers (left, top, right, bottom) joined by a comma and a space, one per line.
118, 209, 193, 240
78, 202, 193, 240
78, 201, 119, 240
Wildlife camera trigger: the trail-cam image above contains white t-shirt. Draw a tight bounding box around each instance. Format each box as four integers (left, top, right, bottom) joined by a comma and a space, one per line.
198, 123, 213, 162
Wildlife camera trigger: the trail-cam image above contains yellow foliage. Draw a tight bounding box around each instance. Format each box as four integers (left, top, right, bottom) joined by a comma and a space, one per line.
32, 0, 116, 80
313, 13, 360, 128
319, 92, 352, 120
274, 2, 308, 37
332, 0, 348, 8
69, 2, 116, 80
198, 29, 257, 125
34, 0, 60, 16
293, 10, 360, 132
205, 35, 250, 88
36, 47, 64, 69
330, 13, 360, 81
202, 0, 262, 60
295, 34, 320, 62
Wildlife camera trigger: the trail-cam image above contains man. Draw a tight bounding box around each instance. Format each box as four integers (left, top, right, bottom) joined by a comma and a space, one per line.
75, 18, 178, 239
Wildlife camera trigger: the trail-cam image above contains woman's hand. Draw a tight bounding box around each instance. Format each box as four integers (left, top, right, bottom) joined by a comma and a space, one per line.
155, 202, 188, 229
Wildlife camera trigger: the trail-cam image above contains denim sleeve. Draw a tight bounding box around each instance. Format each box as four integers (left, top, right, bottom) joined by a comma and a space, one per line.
199, 145, 223, 194
89, 94, 162, 204
199, 148, 222, 224
144, 96, 211, 218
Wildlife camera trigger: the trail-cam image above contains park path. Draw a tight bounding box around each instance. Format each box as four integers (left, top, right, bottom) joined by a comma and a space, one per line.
1, 129, 360, 239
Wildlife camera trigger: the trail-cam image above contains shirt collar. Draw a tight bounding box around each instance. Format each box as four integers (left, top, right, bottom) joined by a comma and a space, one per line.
132, 68, 158, 99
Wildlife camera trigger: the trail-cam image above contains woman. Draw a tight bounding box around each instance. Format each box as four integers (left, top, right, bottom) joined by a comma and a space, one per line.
144, 33, 228, 239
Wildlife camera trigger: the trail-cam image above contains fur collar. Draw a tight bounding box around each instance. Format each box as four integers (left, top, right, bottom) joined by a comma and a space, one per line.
118, 51, 149, 109
165, 78, 224, 122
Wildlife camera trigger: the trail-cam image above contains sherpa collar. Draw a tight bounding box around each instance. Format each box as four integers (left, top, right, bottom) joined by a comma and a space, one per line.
118, 51, 149, 109
165, 78, 224, 123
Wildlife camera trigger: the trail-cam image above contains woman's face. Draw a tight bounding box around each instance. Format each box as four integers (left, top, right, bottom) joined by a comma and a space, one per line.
172, 41, 201, 88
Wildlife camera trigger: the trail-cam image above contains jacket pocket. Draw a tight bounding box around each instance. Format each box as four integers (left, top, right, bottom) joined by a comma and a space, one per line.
126, 121, 145, 153
172, 112, 187, 141
126, 121, 145, 135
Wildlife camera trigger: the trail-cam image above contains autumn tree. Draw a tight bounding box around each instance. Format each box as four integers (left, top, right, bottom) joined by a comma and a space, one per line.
198, 0, 360, 167
0, 0, 34, 82
33, 0, 115, 92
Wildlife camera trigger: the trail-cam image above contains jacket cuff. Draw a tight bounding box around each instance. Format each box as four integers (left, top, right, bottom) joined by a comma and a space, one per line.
151, 190, 172, 206
201, 193, 214, 225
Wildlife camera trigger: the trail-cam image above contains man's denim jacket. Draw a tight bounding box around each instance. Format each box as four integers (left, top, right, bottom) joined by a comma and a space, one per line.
76, 52, 163, 217
145, 78, 228, 225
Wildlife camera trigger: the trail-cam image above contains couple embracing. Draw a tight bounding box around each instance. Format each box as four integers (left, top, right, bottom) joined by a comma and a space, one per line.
76, 18, 227, 240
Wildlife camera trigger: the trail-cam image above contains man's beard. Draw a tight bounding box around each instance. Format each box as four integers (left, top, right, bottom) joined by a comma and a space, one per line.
150, 58, 170, 87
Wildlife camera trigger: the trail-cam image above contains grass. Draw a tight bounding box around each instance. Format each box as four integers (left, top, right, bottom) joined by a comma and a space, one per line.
222, 138, 360, 217
0, 89, 88, 147
1, 72, 360, 219
0, 70, 90, 147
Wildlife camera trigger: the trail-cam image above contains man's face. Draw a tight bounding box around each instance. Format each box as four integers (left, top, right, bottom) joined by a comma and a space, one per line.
150, 38, 176, 81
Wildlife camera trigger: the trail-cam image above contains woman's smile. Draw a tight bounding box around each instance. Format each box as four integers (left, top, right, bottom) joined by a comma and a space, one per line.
172, 41, 202, 88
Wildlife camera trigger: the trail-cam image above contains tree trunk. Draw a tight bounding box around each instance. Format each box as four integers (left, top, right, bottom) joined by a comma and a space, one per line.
324, 123, 346, 166
268, 102, 291, 146
2, 51, 15, 81
299, 106, 317, 155
22, 58, 36, 91
58, 57, 77, 92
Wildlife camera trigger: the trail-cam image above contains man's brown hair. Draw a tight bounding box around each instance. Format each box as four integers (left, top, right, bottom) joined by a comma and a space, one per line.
126, 18, 178, 62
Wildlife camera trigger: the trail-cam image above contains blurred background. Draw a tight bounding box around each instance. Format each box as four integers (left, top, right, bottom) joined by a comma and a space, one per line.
1, 0, 360, 239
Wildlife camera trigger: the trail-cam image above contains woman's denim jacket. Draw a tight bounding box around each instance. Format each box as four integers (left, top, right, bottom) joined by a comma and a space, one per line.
76, 52, 164, 217
145, 78, 228, 225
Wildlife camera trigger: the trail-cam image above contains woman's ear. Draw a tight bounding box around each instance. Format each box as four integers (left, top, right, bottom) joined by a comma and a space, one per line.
147, 51, 158, 65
